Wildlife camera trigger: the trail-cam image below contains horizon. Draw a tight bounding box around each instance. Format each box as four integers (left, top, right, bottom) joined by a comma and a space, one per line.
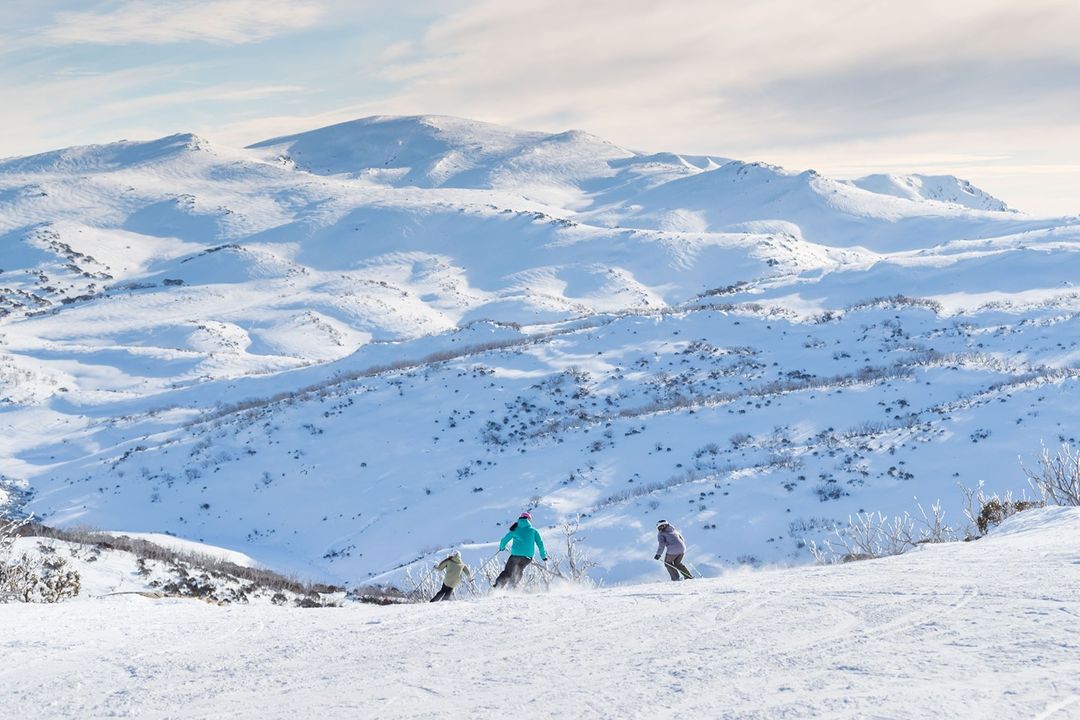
2, 1, 1078, 216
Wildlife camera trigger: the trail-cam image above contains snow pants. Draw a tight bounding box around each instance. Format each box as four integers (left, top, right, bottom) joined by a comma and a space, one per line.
430, 584, 454, 602
664, 553, 693, 581
494, 555, 532, 588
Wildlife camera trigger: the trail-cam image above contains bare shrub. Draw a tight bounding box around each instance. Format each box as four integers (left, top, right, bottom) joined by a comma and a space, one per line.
1022, 442, 1080, 506
402, 562, 443, 602
544, 516, 600, 584
809, 499, 959, 564
845, 295, 944, 314
0, 516, 27, 556
729, 432, 753, 449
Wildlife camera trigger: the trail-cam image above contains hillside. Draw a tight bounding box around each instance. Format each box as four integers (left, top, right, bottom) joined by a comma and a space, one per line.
2, 507, 1078, 718
1, 114, 1079, 585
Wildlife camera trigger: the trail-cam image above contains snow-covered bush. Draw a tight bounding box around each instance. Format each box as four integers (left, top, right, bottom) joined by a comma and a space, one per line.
974, 498, 1042, 535
1, 518, 81, 603
1023, 442, 1080, 506
961, 481, 1044, 537
17, 523, 339, 605
0, 551, 81, 603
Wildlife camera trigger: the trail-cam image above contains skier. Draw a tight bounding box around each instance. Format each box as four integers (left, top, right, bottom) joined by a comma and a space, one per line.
494, 512, 548, 589
654, 520, 694, 580
430, 550, 472, 602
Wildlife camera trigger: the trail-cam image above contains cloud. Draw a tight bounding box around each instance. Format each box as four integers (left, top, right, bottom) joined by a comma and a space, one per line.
372, 0, 1080, 145
103, 84, 306, 115
357, 0, 1080, 214
42, 0, 326, 45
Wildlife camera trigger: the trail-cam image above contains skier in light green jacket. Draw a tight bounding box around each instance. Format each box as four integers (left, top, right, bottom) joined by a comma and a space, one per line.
430, 550, 472, 602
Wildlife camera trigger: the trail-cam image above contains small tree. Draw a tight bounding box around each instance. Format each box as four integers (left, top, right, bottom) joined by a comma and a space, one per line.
555, 516, 600, 582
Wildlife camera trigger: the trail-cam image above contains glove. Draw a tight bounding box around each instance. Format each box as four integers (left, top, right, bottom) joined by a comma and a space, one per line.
654, 554, 661, 560
541, 557, 548, 562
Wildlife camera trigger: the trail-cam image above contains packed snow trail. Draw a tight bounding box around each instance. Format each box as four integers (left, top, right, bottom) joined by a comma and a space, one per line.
2, 508, 1079, 719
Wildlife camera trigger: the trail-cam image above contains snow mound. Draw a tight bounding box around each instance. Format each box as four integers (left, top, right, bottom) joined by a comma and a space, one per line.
985, 505, 1080, 542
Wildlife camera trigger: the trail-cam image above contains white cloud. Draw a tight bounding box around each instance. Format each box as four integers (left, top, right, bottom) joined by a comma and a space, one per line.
43, 0, 326, 45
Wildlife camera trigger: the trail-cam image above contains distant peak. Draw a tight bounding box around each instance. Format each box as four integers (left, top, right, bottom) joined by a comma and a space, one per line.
847, 173, 1012, 212
247, 114, 541, 151
0, 132, 211, 174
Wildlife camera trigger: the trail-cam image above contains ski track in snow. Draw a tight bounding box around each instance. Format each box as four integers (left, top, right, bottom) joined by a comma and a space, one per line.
2, 509, 1079, 719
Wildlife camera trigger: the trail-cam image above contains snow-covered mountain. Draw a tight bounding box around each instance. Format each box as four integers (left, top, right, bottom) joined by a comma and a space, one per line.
1, 114, 1078, 585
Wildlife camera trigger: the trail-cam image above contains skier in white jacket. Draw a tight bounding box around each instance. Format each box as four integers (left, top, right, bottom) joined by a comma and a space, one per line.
654, 520, 693, 580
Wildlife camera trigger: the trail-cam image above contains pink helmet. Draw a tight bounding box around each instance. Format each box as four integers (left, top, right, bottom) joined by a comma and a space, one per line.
519, 511, 532, 520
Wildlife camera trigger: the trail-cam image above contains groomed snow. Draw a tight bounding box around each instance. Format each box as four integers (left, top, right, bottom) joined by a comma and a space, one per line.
2, 507, 1078, 719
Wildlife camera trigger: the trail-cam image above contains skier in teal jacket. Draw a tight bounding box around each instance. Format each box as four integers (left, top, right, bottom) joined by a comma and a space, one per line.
494, 512, 547, 588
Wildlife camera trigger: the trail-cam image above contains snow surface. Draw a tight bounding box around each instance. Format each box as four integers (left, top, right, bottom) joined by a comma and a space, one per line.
1, 114, 1079, 586
1, 507, 1078, 719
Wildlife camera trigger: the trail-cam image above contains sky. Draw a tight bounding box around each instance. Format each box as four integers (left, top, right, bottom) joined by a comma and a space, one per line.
1, 0, 1077, 215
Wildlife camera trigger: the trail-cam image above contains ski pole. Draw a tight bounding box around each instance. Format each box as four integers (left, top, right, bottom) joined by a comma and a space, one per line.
472, 548, 508, 594
661, 558, 700, 579
532, 560, 558, 578
412, 565, 440, 600
677, 544, 706, 578
528, 558, 564, 591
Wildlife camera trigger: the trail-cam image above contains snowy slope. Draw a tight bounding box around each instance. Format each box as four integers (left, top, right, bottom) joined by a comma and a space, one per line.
1, 507, 1078, 719
1, 114, 1079, 586
847, 173, 1012, 212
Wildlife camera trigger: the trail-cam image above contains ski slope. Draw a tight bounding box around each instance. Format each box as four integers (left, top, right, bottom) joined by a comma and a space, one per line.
2, 508, 1078, 719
